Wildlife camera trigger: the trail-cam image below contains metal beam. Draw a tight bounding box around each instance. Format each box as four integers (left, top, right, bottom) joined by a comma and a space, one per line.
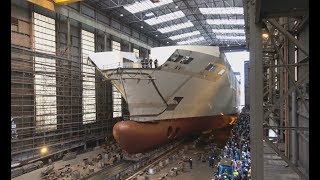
297, 131, 309, 143
249, 0, 264, 179
298, 56, 309, 63
255, 0, 262, 23
219, 45, 248, 52
265, 63, 308, 67
291, 91, 298, 164
266, 26, 309, 114
67, 16, 71, 58
182, 0, 214, 44
263, 72, 308, 121
264, 126, 309, 131
295, 14, 309, 34
56, 6, 152, 50
266, 19, 309, 56
263, 136, 308, 180
104, 33, 108, 51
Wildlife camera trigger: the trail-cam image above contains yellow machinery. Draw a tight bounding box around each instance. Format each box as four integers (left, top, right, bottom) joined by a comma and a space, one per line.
26, 0, 82, 11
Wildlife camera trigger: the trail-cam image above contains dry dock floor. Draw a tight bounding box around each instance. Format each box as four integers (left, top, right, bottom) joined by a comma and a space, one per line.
12, 125, 304, 180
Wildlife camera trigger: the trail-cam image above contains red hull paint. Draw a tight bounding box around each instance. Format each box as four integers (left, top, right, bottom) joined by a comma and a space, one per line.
113, 114, 238, 154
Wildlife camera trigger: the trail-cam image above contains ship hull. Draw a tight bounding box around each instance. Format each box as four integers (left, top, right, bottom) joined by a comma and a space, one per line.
113, 114, 237, 154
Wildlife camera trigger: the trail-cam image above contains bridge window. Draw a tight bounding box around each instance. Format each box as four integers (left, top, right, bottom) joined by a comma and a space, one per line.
218, 69, 226, 75
205, 63, 217, 71
180, 56, 194, 64
173, 55, 184, 62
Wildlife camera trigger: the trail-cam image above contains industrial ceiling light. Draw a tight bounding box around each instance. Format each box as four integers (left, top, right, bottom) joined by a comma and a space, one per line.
155, 34, 158, 37
27, 0, 55, 11
206, 19, 245, 25
124, 0, 173, 14
145, 11, 185, 25
175, 5, 179, 9
169, 31, 201, 40
212, 29, 245, 34
141, 26, 144, 28
167, 41, 169, 43
199, 7, 244, 15
158, 21, 193, 33
120, 14, 124, 17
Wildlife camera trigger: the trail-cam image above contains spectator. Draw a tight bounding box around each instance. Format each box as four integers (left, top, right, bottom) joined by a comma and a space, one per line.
221, 169, 231, 180
188, 158, 193, 169
211, 156, 215, 167
233, 169, 239, 179
209, 155, 213, 167
234, 152, 239, 161
149, 58, 153, 68
154, 59, 158, 68
141, 58, 147, 68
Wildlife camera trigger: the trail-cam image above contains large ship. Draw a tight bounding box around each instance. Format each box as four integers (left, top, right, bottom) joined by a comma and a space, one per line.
89, 45, 240, 154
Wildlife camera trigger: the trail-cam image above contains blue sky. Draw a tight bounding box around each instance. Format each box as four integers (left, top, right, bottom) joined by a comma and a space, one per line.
225, 51, 250, 106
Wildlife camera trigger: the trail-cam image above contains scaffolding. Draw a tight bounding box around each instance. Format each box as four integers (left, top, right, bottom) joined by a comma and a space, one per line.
11, 12, 115, 163
245, 0, 309, 179
111, 40, 123, 118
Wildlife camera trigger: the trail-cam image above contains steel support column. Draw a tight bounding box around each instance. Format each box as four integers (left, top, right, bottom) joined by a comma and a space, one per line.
67, 15, 71, 59
128, 43, 132, 52
291, 91, 298, 165
104, 33, 109, 51
282, 17, 290, 157
249, 0, 264, 179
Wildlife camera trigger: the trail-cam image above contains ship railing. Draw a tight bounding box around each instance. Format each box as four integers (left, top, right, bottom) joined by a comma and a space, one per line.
122, 115, 130, 120
101, 62, 144, 70
104, 68, 157, 81
102, 62, 121, 70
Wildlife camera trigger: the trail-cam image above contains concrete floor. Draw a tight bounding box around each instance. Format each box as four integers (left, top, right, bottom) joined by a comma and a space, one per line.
142, 149, 217, 180
12, 126, 303, 180
11, 127, 231, 180
263, 141, 301, 180
12, 146, 108, 180
136, 127, 232, 180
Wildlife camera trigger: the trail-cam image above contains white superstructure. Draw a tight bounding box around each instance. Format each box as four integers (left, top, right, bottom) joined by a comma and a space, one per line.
90, 45, 240, 122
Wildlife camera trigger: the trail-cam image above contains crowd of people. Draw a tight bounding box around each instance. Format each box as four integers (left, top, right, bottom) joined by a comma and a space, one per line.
215, 109, 251, 180
141, 58, 158, 68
